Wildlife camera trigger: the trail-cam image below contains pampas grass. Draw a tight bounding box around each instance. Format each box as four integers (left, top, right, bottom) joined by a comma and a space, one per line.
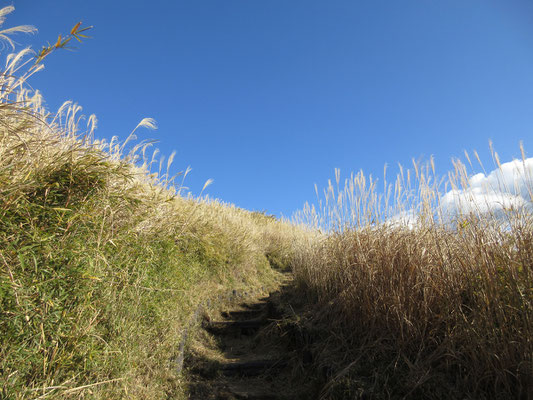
292, 149, 533, 398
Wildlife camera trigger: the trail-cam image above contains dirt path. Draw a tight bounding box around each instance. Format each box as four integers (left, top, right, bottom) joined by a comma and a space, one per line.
184, 277, 315, 399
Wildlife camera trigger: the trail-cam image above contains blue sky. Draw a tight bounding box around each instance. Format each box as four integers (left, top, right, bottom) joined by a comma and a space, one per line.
8, 0, 533, 217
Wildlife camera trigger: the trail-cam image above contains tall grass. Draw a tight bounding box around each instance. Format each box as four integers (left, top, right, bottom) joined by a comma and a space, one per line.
292, 151, 533, 398
0, 8, 303, 399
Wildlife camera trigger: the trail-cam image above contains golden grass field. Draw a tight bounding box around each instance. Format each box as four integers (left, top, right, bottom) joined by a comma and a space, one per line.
292, 162, 533, 398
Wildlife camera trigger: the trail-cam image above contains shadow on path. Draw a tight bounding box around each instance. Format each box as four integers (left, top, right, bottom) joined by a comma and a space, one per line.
184, 275, 318, 400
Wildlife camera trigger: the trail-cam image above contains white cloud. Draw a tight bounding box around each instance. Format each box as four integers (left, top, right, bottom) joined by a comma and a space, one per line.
389, 157, 533, 228
439, 158, 533, 223
387, 209, 419, 229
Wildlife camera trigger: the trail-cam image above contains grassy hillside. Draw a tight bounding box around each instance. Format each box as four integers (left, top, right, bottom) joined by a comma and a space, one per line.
0, 15, 307, 399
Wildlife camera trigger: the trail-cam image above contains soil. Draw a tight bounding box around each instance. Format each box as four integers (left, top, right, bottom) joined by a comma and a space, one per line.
184, 276, 318, 400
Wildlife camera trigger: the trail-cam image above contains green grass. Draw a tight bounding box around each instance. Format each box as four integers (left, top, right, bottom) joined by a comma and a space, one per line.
0, 151, 299, 398
0, 141, 295, 398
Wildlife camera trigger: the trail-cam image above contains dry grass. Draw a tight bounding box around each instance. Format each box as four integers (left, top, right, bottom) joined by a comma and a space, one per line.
292, 153, 533, 398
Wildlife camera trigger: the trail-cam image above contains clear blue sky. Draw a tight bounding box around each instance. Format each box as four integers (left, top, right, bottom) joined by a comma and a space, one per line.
8, 0, 533, 216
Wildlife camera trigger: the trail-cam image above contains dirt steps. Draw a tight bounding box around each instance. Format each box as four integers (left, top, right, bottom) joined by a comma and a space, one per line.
221, 358, 288, 377
203, 318, 266, 335
185, 281, 315, 399
221, 309, 264, 319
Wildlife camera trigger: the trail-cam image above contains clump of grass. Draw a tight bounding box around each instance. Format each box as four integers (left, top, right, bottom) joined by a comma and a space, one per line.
292, 150, 533, 398
0, 7, 302, 399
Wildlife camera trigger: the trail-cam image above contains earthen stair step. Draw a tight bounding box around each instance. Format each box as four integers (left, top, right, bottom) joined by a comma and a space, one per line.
222, 309, 265, 320
221, 358, 288, 377
241, 301, 267, 310
204, 318, 266, 334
